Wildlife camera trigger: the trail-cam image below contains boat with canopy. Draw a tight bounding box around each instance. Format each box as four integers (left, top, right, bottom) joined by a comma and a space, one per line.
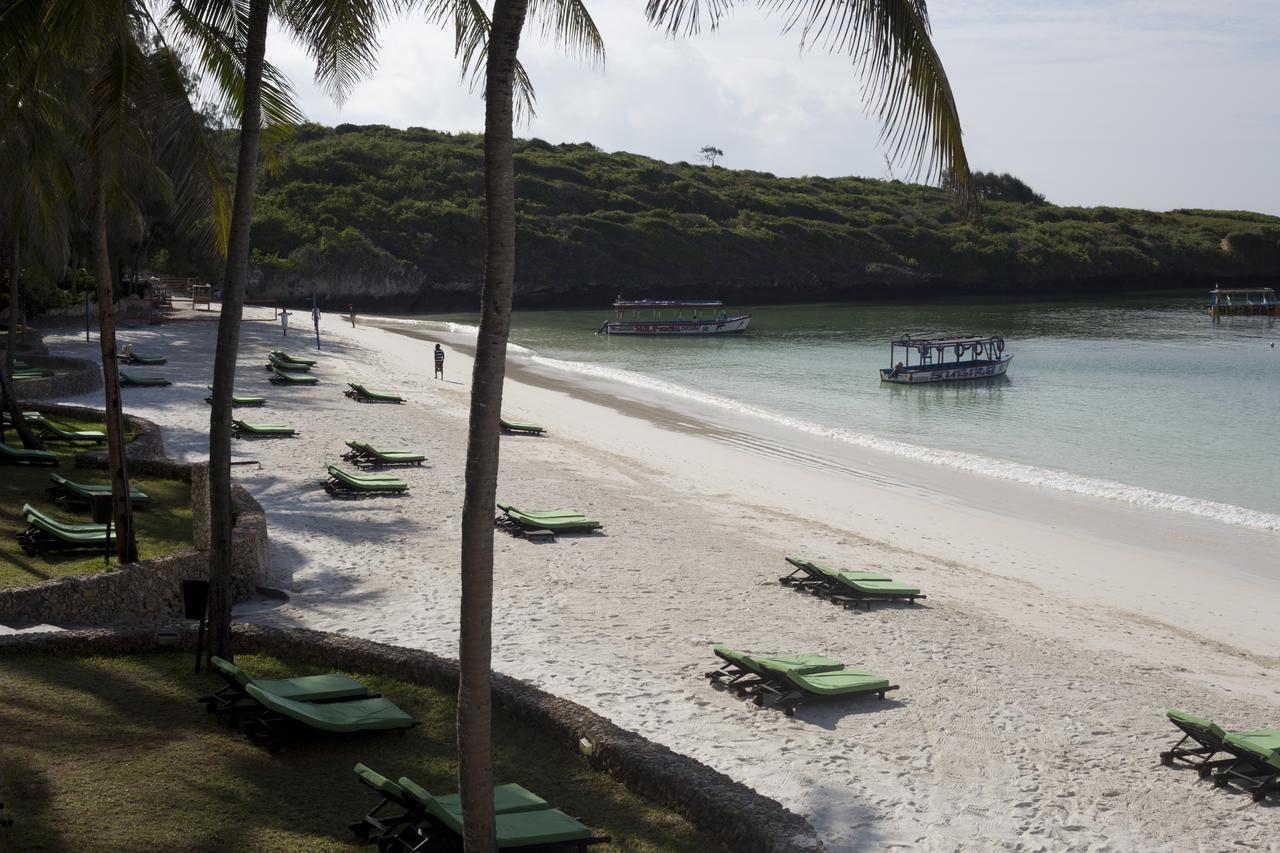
880, 334, 1012, 384
599, 299, 750, 335
1206, 287, 1278, 317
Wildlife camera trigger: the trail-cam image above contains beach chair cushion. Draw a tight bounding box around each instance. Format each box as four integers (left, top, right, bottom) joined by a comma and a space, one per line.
754, 658, 891, 695
354, 763, 408, 799
1224, 731, 1280, 771
211, 656, 370, 702
0, 442, 59, 465
397, 777, 550, 816
49, 473, 149, 504
786, 556, 892, 582
271, 366, 318, 384
233, 420, 296, 436
348, 383, 403, 403
411, 786, 592, 847
836, 576, 921, 596
501, 506, 600, 531
1166, 709, 1227, 741
244, 684, 415, 732
713, 645, 842, 676
327, 465, 408, 491
23, 504, 113, 534
500, 418, 544, 433
127, 353, 167, 365
120, 371, 171, 386
496, 501, 587, 519
272, 350, 316, 366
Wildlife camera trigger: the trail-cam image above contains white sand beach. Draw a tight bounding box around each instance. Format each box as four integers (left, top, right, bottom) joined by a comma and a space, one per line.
39, 311, 1280, 851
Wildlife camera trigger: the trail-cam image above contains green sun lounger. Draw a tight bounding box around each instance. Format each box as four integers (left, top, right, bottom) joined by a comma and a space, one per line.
17, 503, 115, 555
198, 655, 372, 713
120, 371, 171, 387
345, 383, 404, 404
705, 644, 843, 695
350, 764, 551, 842
272, 350, 316, 367
780, 556, 891, 588
22, 412, 106, 444
494, 501, 588, 520
125, 351, 167, 365
270, 365, 318, 385
324, 464, 409, 496
13, 367, 52, 378
1215, 731, 1280, 800
497, 502, 601, 533
0, 441, 59, 466
232, 419, 297, 438
499, 417, 545, 436
384, 776, 607, 852
205, 386, 267, 406
241, 683, 417, 751
267, 353, 311, 372
341, 440, 426, 467
48, 473, 150, 508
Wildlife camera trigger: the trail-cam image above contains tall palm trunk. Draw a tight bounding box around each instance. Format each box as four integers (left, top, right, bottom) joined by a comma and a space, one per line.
457, 0, 529, 848
207, 0, 270, 662
5, 228, 17, 378
91, 147, 138, 564
0, 230, 43, 449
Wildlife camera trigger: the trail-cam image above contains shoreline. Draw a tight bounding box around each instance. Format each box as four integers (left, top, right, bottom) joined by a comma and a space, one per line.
33, 311, 1280, 851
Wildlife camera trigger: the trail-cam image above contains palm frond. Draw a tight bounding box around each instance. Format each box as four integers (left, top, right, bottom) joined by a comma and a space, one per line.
277, 0, 396, 105
526, 0, 604, 68
442, 0, 537, 120
647, 0, 974, 209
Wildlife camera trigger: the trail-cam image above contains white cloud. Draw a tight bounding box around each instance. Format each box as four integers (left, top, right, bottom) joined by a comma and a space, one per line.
266, 0, 1280, 214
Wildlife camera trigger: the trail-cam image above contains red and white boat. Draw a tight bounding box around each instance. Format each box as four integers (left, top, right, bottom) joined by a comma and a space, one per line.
599, 299, 751, 336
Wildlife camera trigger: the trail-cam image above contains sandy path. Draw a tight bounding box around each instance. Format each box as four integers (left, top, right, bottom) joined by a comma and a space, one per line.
36, 312, 1280, 852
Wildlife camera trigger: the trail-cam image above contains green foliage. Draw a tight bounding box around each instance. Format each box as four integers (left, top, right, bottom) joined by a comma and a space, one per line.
250, 124, 1280, 305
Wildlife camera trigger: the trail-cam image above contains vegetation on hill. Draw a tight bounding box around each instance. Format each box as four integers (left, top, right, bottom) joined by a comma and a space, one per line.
245, 124, 1280, 310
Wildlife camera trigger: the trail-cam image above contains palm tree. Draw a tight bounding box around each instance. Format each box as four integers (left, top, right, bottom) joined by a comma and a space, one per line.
456, 1, 971, 848
3, 1, 233, 562
193, 0, 398, 662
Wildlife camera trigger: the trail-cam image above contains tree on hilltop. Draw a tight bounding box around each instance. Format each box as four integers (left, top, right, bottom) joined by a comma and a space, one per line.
699, 144, 724, 166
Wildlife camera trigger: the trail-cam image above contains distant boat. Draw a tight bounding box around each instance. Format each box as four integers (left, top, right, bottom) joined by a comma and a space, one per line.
599, 299, 750, 335
880, 334, 1012, 384
1206, 286, 1278, 317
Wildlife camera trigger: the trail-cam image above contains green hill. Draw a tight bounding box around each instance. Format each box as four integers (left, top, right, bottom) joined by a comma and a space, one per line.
247, 124, 1280, 310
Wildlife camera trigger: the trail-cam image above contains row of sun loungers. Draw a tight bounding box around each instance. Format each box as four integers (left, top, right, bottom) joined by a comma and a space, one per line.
1161, 709, 1280, 801
780, 555, 925, 608
706, 644, 897, 717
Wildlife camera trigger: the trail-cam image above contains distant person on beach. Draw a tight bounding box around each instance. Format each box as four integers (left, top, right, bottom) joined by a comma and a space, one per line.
279, 309, 291, 337
434, 344, 445, 379
348, 304, 356, 327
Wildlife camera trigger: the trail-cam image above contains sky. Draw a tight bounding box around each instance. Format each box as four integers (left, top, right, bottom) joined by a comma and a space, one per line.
265, 0, 1280, 215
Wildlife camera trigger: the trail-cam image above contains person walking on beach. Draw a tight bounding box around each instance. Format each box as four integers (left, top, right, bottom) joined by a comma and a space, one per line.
433, 344, 445, 379
348, 304, 356, 327
279, 308, 291, 337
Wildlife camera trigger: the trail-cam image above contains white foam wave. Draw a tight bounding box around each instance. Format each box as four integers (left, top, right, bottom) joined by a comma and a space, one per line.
530, 355, 1280, 533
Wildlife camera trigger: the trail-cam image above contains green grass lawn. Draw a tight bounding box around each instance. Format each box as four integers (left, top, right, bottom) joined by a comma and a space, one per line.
1, 414, 190, 589
0, 651, 724, 852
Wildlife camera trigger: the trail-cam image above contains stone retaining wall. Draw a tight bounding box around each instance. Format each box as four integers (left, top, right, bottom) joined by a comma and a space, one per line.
12, 355, 102, 400
0, 624, 825, 853
0, 476, 266, 627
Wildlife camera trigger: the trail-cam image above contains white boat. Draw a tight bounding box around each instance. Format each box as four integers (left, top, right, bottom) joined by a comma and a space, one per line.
879, 334, 1012, 384
599, 299, 751, 335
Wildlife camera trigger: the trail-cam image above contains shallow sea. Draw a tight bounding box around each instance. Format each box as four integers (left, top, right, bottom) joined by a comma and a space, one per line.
409, 294, 1280, 528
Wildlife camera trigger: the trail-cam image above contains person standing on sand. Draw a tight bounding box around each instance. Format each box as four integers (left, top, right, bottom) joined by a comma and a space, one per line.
348, 304, 356, 327
279, 309, 290, 337
433, 344, 445, 379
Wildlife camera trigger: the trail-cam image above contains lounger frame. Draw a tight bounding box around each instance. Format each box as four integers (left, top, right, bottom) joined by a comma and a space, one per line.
749, 677, 899, 717
1159, 713, 1235, 776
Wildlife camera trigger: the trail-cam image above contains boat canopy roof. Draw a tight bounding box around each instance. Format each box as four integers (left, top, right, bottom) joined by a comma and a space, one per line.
1210, 287, 1275, 295
613, 299, 724, 309
890, 334, 1003, 348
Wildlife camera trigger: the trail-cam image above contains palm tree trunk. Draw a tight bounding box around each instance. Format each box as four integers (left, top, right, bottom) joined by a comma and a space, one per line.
207, 0, 270, 663
91, 146, 138, 564
5, 227, 18, 377
0, 230, 43, 450
457, 0, 529, 848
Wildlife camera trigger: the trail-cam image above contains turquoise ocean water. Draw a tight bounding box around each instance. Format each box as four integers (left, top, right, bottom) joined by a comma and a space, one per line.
411, 295, 1280, 528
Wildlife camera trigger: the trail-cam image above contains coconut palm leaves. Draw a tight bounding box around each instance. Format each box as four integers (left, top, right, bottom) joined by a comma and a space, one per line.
646, 0, 973, 206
